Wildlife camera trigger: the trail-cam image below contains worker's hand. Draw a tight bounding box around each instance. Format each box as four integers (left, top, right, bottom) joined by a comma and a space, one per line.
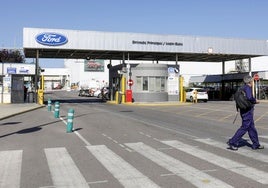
255, 100, 260, 104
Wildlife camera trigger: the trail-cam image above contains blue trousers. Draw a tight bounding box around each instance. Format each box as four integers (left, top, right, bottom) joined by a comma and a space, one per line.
229, 108, 260, 148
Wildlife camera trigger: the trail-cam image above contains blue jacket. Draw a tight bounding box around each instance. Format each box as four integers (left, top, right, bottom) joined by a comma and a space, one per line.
242, 84, 256, 104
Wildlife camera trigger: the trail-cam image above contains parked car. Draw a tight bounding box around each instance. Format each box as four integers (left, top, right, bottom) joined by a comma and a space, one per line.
185, 88, 208, 102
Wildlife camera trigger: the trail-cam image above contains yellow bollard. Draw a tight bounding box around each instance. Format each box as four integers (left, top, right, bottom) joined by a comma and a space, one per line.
38, 89, 44, 105
115, 91, 119, 104
121, 76, 126, 103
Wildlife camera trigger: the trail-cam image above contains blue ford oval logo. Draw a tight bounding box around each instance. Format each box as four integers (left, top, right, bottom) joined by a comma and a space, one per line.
36, 33, 68, 46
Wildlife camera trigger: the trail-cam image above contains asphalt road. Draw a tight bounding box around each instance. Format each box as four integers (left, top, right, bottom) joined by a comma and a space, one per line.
1, 90, 268, 188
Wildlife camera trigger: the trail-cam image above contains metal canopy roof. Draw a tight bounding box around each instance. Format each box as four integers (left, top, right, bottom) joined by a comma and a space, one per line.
24, 48, 260, 62
23, 28, 267, 62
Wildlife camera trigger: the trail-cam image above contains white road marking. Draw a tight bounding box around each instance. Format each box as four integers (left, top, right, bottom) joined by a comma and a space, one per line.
44, 147, 89, 188
195, 138, 268, 163
86, 145, 160, 188
125, 142, 233, 188
162, 140, 268, 184
0, 150, 22, 188
87, 180, 108, 185
73, 131, 91, 146
259, 135, 268, 139
58, 114, 91, 146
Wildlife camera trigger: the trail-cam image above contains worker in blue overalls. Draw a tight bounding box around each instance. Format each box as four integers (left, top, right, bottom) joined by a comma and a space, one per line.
227, 75, 264, 150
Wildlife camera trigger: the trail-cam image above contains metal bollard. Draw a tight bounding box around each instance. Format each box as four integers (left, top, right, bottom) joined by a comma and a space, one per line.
67, 108, 74, 133
54, 101, 60, 118
47, 98, 52, 111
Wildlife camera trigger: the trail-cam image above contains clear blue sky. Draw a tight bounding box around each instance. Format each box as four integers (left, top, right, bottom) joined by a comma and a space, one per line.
1, 0, 267, 67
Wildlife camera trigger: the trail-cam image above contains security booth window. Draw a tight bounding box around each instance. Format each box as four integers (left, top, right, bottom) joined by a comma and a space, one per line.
136, 77, 142, 91
149, 77, 155, 92
143, 77, 148, 91
136, 76, 166, 92
161, 77, 166, 91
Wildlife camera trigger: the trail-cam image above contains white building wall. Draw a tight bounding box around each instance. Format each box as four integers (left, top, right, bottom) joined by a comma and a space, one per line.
43, 68, 70, 76
64, 59, 110, 89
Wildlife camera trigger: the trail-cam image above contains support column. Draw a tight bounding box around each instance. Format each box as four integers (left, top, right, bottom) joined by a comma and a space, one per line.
127, 53, 130, 90
1, 62, 3, 103
109, 59, 114, 101
248, 58, 252, 75
121, 52, 126, 103
221, 61, 225, 100
35, 50, 39, 104
222, 61, 225, 74
248, 58, 254, 97
175, 54, 181, 102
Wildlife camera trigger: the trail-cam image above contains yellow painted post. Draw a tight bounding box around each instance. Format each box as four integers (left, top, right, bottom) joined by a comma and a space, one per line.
179, 76, 184, 102
121, 76, 126, 103
38, 90, 44, 105
38, 75, 44, 105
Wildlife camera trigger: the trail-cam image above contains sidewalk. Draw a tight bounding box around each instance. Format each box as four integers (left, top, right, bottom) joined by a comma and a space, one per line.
0, 103, 45, 120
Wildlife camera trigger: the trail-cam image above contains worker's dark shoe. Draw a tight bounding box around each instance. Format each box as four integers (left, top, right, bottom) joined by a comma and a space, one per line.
252, 145, 264, 150
227, 141, 238, 151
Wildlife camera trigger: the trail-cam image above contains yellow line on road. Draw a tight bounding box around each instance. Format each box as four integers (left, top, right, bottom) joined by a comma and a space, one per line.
218, 114, 234, 122
255, 111, 268, 123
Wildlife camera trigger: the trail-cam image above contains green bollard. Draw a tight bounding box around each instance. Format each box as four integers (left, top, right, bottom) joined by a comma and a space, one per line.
67, 108, 74, 133
47, 98, 52, 111
54, 101, 60, 118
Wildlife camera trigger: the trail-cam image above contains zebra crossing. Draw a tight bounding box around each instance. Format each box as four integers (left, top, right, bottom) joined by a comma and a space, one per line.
44, 147, 89, 188
0, 150, 22, 188
125, 142, 232, 188
162, 140, 268, 184
86, 145, 160, 188
0, 138, 267, 188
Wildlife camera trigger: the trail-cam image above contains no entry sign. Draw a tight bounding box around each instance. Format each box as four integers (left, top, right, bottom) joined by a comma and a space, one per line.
253, 74, 259, 81
128, 79, 134, 86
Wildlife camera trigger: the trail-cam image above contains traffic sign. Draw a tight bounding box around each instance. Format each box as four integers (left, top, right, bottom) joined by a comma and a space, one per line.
128, 79, 134, 86
253, 73, 259, 81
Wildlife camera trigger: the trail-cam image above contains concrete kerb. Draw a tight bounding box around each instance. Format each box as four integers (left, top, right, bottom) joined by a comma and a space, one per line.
0, 104, 45, 120
106, 101, 192, 106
